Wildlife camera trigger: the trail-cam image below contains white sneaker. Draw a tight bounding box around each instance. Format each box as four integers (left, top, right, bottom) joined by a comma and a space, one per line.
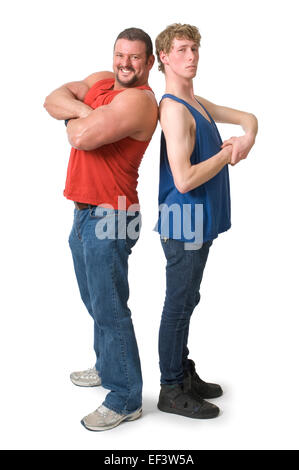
81, 405, 142, 431
70, 367, 101, 387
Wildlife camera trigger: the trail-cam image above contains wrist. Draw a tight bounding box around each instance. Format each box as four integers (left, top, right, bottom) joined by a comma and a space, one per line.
219, 147, 231, 165
78, 103, 93, 119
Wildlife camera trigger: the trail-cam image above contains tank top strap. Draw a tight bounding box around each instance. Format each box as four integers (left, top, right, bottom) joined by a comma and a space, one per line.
195, 98, 214, 124
161, 94, 200, 120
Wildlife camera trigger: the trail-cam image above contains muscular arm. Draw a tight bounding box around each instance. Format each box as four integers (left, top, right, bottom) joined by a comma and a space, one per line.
66, 89, 157, 150
160, 100, 232, 194
43, 71, 114, 120
196, 96, 258, 165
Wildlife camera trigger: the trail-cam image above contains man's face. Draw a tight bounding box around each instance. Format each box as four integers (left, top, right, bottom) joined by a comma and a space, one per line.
113, 39, 153, 87
163, 37, 199, 78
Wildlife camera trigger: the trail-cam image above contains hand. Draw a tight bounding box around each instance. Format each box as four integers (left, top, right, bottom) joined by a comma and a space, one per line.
221, 134, 255, 166
78, 104, 93, 119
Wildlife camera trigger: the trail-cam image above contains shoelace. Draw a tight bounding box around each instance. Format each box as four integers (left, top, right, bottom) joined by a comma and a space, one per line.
83, 367, 98, 377
96, 406, 110, 416
96, 406, 120, 418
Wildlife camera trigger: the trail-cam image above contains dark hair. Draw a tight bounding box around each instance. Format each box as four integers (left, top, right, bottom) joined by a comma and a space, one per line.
115, 27, 153, 60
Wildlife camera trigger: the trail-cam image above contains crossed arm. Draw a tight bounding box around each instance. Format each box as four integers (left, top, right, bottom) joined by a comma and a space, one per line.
65, 89, 157, 150
160, 98, 258, 193
197, 96, 258, 165
44, 72, 113, 121
44, 71, 158, 151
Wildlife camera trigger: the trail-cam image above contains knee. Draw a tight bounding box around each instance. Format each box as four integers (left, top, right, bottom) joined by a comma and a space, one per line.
161, 308, 191, 326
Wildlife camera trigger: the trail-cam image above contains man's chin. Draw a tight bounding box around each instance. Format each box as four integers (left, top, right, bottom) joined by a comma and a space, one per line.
116, 72, 138, 88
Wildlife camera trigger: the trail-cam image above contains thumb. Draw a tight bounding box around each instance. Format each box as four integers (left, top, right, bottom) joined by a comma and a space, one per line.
221, 139, 232, 148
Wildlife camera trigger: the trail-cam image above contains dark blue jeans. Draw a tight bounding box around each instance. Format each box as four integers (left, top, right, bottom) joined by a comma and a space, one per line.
159, 238, 213, 385
68, 207, 142, 415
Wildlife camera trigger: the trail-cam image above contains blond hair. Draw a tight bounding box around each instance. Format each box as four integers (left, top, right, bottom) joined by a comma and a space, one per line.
155, 23, 201, 73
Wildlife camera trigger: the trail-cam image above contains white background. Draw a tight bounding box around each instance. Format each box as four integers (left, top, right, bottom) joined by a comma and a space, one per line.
0, 0, 298, 450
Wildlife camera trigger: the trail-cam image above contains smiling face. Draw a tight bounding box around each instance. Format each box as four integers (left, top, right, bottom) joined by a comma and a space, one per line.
161, 37, 199, 79
113, 39, 154, 88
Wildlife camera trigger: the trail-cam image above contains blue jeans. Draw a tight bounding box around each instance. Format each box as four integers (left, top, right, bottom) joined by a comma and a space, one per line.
68, 206, 142, 415
159, 238, 213, 385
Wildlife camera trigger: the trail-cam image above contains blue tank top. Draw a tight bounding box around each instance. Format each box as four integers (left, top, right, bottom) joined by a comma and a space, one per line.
156, 94, 231, 244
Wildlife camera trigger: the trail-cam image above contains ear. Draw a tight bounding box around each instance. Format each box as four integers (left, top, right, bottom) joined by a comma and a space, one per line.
147, 54, 155, 70
159, 50, 169, 67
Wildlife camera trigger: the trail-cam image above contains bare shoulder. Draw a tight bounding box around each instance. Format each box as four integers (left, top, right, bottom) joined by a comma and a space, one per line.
160, 97, 189, 115
160, 98, 191, 126
113, 87, 157, 111
83, 71, 115, 88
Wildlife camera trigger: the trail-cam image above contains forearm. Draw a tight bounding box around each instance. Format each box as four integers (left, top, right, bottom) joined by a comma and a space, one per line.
204, 99, 258, 142
44, 86, 92, 120
176, 149, 229, 193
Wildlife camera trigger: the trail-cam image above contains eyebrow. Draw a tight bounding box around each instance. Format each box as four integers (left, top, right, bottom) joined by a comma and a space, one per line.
175, 43, 198, 48
114, 51, 142, 55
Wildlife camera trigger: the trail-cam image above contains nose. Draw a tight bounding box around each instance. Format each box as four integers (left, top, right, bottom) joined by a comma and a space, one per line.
121, 55, 131, 67
188, 49, 196, 62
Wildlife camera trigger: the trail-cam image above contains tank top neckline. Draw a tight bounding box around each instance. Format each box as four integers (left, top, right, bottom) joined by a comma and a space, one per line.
161, 93, 213, 125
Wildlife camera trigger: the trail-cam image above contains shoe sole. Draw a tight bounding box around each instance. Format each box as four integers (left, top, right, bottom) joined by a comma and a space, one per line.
157, 403, 219, 419
81, 408, 142, 432
70, 379, 101, 387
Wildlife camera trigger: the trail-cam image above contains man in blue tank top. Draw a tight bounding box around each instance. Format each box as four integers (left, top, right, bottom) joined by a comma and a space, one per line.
155, 24, 258, 419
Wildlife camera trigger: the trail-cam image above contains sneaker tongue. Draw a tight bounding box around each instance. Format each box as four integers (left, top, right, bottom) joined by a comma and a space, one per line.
97, 405, 110, 414
97, 405, 122, 418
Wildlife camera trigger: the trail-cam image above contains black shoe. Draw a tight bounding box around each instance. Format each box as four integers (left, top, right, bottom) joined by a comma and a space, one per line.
183, 359, 223, 399
157, 383, 219, 419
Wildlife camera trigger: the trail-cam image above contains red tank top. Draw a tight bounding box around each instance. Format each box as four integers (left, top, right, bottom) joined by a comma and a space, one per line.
63, 78, 153, 210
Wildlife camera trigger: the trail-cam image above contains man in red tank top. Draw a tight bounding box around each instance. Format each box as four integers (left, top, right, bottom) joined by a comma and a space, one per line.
44, 28, 158, 431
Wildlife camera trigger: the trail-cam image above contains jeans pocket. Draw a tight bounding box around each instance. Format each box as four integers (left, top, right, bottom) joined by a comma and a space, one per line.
160, 236, 176, 259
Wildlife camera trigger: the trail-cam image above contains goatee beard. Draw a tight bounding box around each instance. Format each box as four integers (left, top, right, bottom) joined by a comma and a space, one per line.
116, 69, 138, 87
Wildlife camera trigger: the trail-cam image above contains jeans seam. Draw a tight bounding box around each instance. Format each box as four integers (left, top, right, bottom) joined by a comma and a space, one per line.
168, 247, 193, 378
111, 243, 131, 413
75, 210, 82, 241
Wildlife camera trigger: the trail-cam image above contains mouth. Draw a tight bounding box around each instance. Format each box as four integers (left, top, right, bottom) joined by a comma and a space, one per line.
116, 66, 138, 87
118, 67, 135, 76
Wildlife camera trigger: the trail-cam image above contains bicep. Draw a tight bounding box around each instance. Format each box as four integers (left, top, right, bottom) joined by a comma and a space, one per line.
82, 71, 114, 88
74, 91, 151, 149
197, 95, 245, 125
64, 81, 90, 101
161, 109, 194, 185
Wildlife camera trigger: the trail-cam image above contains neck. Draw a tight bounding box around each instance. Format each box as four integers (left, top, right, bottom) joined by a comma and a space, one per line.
164, 72, 195, 101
